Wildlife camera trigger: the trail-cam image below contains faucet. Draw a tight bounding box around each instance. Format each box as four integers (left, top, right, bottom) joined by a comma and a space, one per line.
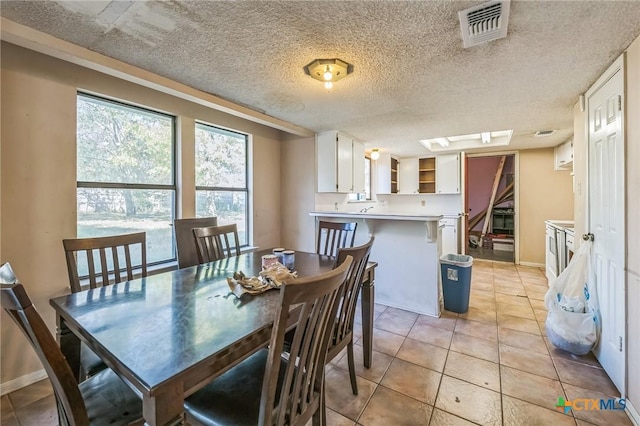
359, 206, 374, 213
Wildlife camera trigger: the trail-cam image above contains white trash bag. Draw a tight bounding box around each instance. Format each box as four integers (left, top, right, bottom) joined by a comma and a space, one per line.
544, 240, 600, 355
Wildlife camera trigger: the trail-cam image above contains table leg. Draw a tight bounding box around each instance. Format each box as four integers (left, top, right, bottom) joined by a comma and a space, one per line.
56, 314, 81, 382
360, 265, 375, 369
143, 385, 185, 426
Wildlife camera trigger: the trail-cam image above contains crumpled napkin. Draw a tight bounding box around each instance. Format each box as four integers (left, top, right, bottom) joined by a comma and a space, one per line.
227, 262, 297, 298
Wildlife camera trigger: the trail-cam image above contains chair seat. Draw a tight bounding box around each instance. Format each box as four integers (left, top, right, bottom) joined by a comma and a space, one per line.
80, 368, 143, 426
81, 343, 107, 378
184, 350, 290, 426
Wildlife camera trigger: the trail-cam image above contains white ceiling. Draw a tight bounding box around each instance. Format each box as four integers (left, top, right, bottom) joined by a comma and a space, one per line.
2, 0, 640, 157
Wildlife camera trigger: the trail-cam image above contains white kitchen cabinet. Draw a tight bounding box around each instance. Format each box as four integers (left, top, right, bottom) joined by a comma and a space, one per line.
399, 157, 419, 194
316, 131, 365, 193
352, 139, 365, 193
555, 138, 574, 170
439, 216, 459, 255
376, 153, 394, 194
436, 154, 460, 194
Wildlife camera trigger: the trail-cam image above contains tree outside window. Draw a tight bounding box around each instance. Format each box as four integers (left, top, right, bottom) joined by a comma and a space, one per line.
195, 123, 249, 246
76, 94, 176, 266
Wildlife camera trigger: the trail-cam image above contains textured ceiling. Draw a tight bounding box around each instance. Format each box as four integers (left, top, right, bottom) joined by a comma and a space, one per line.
2, 0, 640, 157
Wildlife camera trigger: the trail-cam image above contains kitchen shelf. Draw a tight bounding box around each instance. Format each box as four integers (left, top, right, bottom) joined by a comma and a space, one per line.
390, 157, 398, 194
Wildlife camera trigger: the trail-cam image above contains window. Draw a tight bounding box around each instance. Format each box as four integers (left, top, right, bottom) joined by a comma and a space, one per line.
76, 93, 176, 266
348, 156, 371, 201
195, 123, 249, 246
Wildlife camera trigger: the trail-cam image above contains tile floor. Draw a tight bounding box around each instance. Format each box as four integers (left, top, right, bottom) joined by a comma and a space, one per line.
0, 261, 633, 425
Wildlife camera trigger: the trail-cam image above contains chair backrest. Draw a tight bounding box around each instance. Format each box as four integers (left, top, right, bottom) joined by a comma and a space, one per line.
174, 217, 218, 269
62, 232, 147, 293
0, 263, 89, 425
331, 237, 375, 354
192, 224, 241, 263
316, 221, 358, 257
260, 256, 353, 426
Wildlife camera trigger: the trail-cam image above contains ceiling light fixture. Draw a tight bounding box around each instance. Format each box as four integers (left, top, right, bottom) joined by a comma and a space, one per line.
481, 132, 491, 144
370, 149, 380, 160
304, 58, 353, 90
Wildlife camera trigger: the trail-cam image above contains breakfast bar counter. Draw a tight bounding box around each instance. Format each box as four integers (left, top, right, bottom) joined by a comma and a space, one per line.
310, 211, 443, 317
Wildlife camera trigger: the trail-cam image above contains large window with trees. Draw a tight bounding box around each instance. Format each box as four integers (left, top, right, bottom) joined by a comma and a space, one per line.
76, 93, 176, 265
195, 123, 249, 246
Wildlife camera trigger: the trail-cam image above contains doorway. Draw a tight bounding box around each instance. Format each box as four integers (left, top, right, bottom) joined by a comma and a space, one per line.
466, 154, 516, 262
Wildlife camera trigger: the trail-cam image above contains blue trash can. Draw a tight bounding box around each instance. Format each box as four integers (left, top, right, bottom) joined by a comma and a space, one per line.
440, 254, 474, 314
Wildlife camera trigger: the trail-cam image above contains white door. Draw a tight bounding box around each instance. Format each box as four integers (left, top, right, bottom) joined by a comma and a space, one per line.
587, 58, 625, 393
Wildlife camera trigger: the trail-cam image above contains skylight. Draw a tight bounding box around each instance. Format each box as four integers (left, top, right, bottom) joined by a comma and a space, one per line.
419, 130, 514, 152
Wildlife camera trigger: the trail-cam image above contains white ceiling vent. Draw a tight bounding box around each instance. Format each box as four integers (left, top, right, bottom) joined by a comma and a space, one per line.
459, 1, 510, 48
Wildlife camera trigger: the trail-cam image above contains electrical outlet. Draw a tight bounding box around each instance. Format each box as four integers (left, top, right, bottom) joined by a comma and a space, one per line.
421, 200, 426, 206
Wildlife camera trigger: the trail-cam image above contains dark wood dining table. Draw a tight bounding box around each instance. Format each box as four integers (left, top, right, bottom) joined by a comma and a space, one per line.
50, 249, 376, 426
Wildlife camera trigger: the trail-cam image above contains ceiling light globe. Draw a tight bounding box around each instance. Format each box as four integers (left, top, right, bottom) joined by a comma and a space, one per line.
324, 81, 333, 90
371, 149, 380, 160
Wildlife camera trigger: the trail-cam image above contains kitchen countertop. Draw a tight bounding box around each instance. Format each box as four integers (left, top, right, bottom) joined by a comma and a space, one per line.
310, 211, 443, 221
545, 219, 574, 230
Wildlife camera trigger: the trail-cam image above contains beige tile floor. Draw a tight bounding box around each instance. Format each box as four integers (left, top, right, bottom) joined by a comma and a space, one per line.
0, 261, 633, 425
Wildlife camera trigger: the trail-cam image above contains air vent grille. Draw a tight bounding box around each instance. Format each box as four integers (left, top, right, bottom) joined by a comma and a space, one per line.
459, 1, 510, 48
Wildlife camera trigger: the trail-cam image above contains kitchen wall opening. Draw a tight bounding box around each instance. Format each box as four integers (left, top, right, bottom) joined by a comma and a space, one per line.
466, 154, 516, 263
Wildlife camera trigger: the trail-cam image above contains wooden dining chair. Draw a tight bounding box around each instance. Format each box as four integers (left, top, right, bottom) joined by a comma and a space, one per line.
0, 263, 143, 426
174, 216, 217, 268
192, 223, 241, 263
62, 232, 147, 292
62, 232, 147, 380
327, 237, 374, 395
184, 256, 353, 426
316, 220, 358, 257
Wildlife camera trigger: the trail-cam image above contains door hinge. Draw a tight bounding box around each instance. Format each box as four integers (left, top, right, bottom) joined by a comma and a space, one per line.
619, 336, 623, 352
618, 95, 622, 112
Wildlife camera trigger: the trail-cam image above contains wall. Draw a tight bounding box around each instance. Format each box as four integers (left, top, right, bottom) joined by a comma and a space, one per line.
573, 100, 587, 245
518, 148, 574, 265
468, 155, 515, 232
0, 42, 283, 387
281, 134, 316, 252
624, 34, 640, 419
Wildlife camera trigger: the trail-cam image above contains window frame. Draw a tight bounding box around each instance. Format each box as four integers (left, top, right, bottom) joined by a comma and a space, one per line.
194, 121, 251, 247
76, 92, 178, 267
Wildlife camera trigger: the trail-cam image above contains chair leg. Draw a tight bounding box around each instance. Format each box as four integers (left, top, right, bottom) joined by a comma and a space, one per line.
313, 386, 326, 426
347, 341, 358, 395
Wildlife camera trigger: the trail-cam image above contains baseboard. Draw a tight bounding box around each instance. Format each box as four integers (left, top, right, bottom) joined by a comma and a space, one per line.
0, 369, 47, 396
518, 261, 545, 268
627, 399, 640, 425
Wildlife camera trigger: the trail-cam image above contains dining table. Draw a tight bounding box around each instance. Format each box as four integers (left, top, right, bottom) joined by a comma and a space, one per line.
50, 248, 376, 426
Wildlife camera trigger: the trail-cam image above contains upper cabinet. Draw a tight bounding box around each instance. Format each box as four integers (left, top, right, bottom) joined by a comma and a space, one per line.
376, 153, 398, 194
394, 154, 460, 194
435, 154, 460, 194
399, 157, 420, 194
317, 131, 365, 193
555, 138, 574, 171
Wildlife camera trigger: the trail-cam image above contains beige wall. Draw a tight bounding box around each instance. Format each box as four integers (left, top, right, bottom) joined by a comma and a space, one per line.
625, 34, 640, 416
573, 101, 587, 245
518, 148, 574, 265
0, 42, 283, 386
281, 134, 316, 252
